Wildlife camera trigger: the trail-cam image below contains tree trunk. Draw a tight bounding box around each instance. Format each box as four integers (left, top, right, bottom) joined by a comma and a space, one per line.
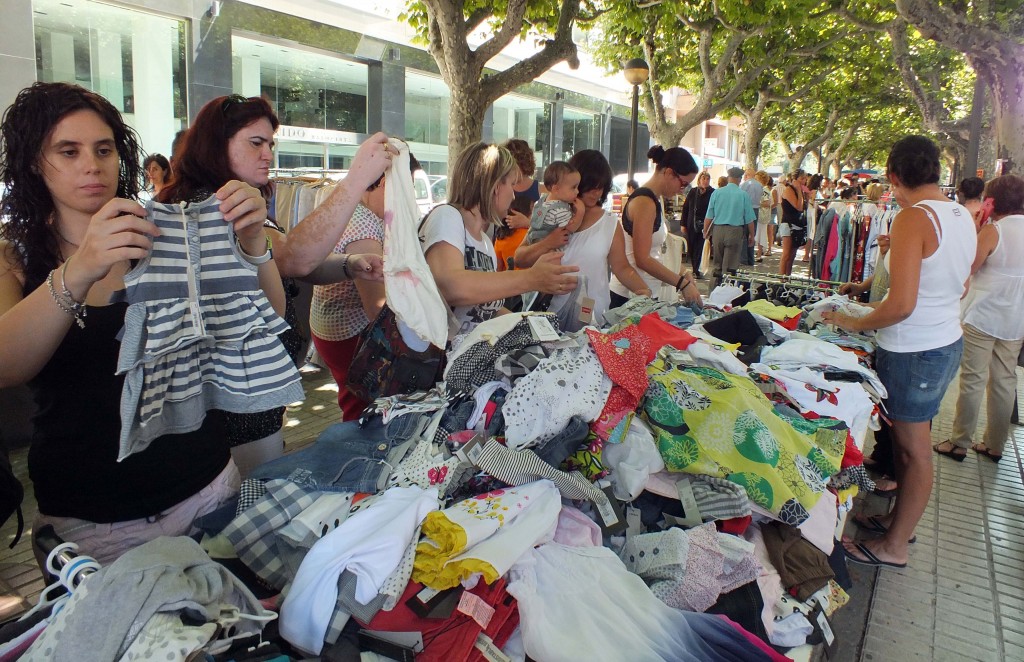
982, 59, 1024, 174
742, 108, 766, 171
788, 154, 805, 174
447, 92, 488, 179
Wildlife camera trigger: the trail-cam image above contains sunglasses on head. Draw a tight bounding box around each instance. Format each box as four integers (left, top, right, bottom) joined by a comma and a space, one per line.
221, 94, 255, 114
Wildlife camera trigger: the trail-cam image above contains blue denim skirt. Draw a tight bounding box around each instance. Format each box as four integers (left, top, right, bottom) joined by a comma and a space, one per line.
876, 338, 963, 423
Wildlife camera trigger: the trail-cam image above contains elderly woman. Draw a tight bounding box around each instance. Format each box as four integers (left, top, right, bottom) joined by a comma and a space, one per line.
823, 136, 976, 569
934, 174, 1024, 463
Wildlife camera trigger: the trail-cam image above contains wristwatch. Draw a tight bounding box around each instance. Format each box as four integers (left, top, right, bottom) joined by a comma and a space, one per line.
238, 235, 273, 265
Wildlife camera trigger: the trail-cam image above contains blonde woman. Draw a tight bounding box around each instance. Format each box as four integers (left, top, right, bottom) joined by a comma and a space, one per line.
420, 143, 578, 338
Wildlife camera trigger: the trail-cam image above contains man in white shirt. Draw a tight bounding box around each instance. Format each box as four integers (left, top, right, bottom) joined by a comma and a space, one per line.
739, 169, 763, 264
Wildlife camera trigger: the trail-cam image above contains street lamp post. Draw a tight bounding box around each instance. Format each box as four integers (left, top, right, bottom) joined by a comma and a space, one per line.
624, 58, 650, 183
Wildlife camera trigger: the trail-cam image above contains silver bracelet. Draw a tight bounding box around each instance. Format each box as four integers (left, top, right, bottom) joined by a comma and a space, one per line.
47, 268, 87, 328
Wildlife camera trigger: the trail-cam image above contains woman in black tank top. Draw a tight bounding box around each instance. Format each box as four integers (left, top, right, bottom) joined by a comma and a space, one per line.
779, 170, 808, 276
0, 82, 259, 565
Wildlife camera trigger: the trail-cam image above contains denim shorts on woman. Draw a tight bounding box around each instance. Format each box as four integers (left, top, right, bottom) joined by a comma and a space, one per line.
876, 338, 963, 423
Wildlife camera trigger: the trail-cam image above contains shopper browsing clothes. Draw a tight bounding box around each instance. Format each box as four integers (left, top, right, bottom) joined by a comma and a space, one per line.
823, 135, 976, 569
0, 83, 256, 565
934, 174, 1024, 464
420, 142, 578, 339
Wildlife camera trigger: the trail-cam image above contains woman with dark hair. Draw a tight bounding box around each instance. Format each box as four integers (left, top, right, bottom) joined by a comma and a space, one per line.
514, 149, 653, 323
0, 82, 246, 564
608, 145, 701, 307
142, 153, 170, 197
935, 174, 1024, 463
681, 171, 714, 276
163, 95, 390, 472
778, 169, 808, 275
824, 135, 976, 569
956, 176, 986, 228
421, 143, 578, 339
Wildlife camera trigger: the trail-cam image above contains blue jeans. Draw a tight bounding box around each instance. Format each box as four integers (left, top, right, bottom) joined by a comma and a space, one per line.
876, 338, 963, 423
247, 414, 421, 493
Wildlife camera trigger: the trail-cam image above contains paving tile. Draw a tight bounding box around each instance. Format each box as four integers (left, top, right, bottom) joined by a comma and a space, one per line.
1003, 626, 1024, 650
862, 642, 934, 662
935, 590, 995, 615
938, 575, 998, 600
1001, 613, 1024, 637
865, 621, 934, 649
1003, 642, 1024, 662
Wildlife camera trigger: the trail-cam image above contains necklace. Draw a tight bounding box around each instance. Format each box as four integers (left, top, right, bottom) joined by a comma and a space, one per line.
54, 226, 80, 248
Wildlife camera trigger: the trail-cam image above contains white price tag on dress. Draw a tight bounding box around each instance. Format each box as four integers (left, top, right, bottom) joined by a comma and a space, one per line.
527, 315, 560, 342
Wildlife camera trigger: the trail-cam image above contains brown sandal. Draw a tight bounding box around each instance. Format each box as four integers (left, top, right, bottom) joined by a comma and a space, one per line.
971, 443, 1002, 462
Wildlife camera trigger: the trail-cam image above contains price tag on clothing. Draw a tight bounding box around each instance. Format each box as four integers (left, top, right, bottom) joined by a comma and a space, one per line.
675, 476, 703, 528
527, 314, 560, 342
816, 610, 835, 647
454, 433, 487, 466
475, 633, 512, 662
594, 486, 627, 535
457, 590, 495, 629
578, 296, 596, 325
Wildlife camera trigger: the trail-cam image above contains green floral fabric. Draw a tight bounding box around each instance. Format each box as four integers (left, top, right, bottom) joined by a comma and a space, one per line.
642, 358, 847, 525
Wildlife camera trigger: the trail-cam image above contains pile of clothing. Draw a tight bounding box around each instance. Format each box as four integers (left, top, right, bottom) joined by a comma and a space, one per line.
13, 294, 883, 661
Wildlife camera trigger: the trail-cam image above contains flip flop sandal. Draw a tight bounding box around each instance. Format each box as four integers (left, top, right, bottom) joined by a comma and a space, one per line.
853, 514, 916, 544
971, 444, 1003, 463
843, 542, 907, 569
933, 442, 967, 462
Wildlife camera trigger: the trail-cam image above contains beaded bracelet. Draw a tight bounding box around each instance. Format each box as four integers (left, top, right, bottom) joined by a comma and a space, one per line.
47, 268, 87, 329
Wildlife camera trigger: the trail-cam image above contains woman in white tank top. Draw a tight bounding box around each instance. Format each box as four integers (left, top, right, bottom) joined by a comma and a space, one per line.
937, 175, 1024, 463
822, 136, 976, 570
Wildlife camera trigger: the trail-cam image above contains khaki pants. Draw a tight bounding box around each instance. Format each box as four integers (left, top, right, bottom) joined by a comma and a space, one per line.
950, 324, 1024, 453
711, 224, 744, 289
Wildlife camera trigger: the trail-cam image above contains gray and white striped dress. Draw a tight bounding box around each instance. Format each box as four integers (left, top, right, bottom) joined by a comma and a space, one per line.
116, 194, 303, 461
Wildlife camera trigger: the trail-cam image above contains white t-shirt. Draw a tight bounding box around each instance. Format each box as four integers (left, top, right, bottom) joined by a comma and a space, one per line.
419, 204, 502, 338
962, 214, 1024, 340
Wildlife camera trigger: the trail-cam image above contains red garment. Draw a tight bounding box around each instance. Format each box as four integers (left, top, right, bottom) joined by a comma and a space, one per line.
776, 315, 802, 331
716, 516, 752, 536
586, 326, 651, 440
840, 433, 863, 469
312, 333, 369, 421
636, 313, 698, 363
361, 579, 519, 662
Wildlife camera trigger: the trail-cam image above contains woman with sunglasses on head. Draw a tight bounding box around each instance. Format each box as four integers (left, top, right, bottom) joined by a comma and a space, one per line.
163, 94, 392, 474
0, 83, 247, 565
608, 145, 702, 307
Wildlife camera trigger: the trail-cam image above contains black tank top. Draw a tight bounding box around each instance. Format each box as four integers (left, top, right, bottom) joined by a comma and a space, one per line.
28, 302, 230, 522
782, 185, 805, 227
621, 187, 663, 236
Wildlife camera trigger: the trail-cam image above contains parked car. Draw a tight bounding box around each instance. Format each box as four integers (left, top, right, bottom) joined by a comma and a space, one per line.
606, 172, 653, 214
413, 169, 434, 216
429, 176, 447, 209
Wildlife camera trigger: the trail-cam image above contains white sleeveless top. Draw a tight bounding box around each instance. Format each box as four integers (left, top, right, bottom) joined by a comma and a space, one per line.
610, 219, 667, 299
962, 214, 1024, 340
550, 210, 618, 322
877, 200, 976, 352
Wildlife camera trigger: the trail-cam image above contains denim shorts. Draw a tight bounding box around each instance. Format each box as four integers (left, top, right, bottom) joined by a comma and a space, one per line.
876, 338, 963, 423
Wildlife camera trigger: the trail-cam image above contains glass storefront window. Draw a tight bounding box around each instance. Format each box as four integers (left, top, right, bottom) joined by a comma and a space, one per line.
562, 107, 600, 161
232, 35, 368, 134
33, 0, 187, 157
405, 71, 450, 174
492, 94, 551, 176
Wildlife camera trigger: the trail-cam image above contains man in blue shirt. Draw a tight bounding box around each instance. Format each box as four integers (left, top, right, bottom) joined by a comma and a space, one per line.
702, 167, 756, 288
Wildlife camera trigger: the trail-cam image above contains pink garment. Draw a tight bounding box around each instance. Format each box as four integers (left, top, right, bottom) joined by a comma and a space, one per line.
553, 506, 602, 547
796, 490, 837, 556
822, 218, 840, 281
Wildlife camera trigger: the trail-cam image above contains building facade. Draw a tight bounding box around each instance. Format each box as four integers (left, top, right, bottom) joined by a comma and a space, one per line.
1, 0, 743, 179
